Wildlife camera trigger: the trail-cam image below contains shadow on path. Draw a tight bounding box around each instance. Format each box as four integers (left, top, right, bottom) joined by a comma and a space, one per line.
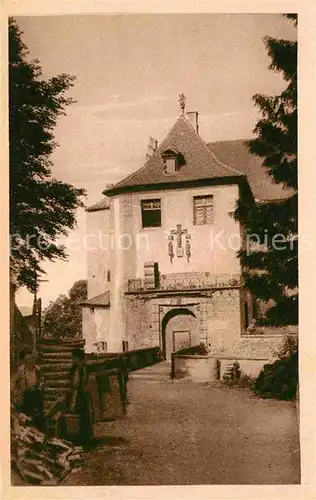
62, 365, 300, 485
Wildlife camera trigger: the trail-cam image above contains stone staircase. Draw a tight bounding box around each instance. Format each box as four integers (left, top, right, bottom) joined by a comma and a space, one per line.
222, 363, 235, 380
37, 339, 85, 416
222, 361, 240, 381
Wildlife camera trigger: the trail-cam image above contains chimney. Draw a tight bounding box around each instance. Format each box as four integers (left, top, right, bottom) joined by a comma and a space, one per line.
145, 136, 158, 161
186, 111, 199, 134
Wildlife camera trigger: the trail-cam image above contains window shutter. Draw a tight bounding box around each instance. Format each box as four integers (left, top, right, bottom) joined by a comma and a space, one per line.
193, 195, 214, 225
205, 205, 213, 224
195, 206, 205, 225
144, 262, 159, 289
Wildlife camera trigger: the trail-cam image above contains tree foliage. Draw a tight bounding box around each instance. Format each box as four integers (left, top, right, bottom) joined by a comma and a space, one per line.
42, 280, 87, 339
234, 14, 298, 325
9, 18, 85, 293
254, 349, 298, 400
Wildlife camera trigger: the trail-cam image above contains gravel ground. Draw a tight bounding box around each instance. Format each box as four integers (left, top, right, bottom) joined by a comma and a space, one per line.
62, 366, 300, 485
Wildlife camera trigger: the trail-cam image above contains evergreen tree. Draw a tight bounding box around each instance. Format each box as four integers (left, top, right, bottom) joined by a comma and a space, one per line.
42, 280, 87, 338
235, 14, 298, 325
9, 18, 85, 293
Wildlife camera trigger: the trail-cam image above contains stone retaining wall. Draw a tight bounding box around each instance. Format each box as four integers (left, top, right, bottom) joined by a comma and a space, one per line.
171, 330, 299, 382
215, 332, 298, 379
214, 333, 298, 360
218, 357, 269, 379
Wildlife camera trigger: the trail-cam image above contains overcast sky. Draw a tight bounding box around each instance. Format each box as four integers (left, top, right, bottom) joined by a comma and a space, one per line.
14, 13, 297, 309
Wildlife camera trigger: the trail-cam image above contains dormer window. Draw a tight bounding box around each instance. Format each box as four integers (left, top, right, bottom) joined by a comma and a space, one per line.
165, 157, 177, 175
162, 148, 185, 175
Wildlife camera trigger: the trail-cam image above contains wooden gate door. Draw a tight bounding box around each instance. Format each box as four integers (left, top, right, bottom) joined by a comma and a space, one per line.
172, 330, 192, 352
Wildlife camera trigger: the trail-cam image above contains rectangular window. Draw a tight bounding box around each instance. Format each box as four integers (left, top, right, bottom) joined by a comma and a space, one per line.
94, 341, 107, 353
193, 195, 214, 225
122, 340, 129, 352
141, 199, 161, 228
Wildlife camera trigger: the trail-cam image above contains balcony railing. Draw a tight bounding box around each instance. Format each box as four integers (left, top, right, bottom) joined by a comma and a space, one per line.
127, 272, 241, 293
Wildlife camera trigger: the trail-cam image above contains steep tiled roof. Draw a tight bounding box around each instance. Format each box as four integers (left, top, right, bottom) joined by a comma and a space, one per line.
104, 114, 244, 196
80, 291, 110, 307
208, 140, 294, 202
102, 114, 294, 202
86, 197, 111, 212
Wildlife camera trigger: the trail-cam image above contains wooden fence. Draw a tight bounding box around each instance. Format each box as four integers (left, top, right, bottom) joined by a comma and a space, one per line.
38, 341, 161, 417
85, 346, 161, 374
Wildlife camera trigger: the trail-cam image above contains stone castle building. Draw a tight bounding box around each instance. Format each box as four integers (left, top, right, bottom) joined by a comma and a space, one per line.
81, 99, 293, 368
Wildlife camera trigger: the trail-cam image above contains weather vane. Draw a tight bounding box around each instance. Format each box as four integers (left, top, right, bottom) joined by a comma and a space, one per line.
179, 93, 186, 114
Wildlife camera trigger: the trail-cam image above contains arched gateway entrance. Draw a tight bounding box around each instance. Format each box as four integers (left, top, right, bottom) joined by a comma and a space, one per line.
161, 308, 199, 360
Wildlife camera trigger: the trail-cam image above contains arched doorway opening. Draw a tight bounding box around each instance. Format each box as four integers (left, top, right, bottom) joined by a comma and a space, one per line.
161, 308, 198, 361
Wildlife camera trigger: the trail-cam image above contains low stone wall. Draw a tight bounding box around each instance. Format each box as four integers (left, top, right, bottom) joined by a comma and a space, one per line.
172, 355, 218, 382
218, 357, 270, 379
172, 330, 299, 382
173, 354, 271, 382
